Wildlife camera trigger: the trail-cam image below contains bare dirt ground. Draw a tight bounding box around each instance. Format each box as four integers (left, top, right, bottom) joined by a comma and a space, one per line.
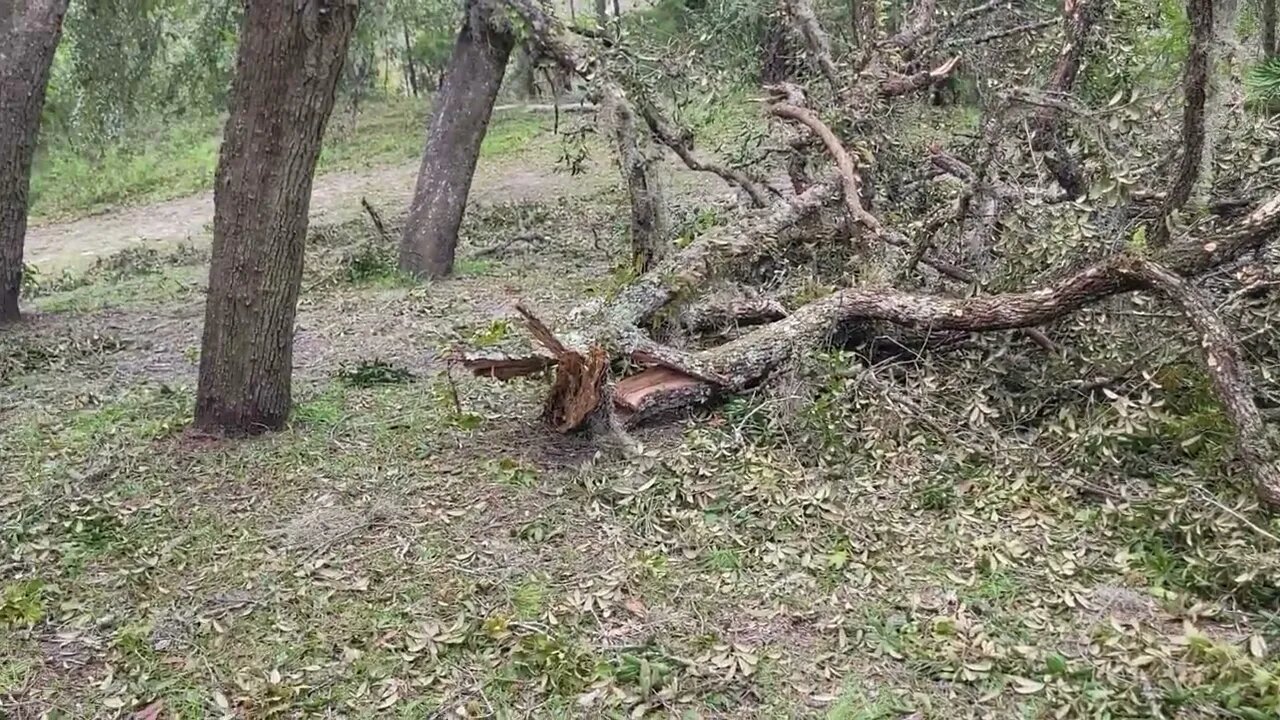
24, 155, 606, 270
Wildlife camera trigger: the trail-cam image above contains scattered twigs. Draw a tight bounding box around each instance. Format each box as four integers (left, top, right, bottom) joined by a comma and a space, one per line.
945, 18, 1057, 48
472, 232, 552, 259
881, 56, 961, 97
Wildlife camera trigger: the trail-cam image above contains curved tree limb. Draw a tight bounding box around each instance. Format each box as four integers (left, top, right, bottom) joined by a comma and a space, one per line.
1120, 259, 1280, 507
617, 192, 1280, 424
769, 102, 877, 230
635, 97, 776, 207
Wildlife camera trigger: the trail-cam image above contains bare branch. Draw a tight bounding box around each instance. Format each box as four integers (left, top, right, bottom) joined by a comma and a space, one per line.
880, 56, 961, 97
1028, 0, 1110, 150
946, 17, 1058, 47
769, 102, 876, 230
635, 98, 775, 207
782, 0, 842, 93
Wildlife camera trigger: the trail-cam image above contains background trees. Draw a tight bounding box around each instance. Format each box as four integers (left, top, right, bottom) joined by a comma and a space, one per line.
397, 0, 514, 279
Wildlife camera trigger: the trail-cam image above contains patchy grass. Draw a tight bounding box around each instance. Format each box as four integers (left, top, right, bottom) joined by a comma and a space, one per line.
30, 115, 224, 222
29, 102, 547, 222
5, 128, 1280, 720
29, 264, 204, 315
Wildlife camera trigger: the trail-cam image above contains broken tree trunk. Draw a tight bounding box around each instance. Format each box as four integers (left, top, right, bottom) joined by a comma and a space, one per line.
398, 0, 515, 279
470, 191, 1280, 441
613, 192, 1280, 423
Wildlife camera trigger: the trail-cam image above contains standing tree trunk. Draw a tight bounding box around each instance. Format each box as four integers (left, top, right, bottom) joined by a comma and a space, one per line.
1161, 0, 1213, 221
849, 0, 862, 46
516, 42, 540, 99
0, 0, 70, 324
595, 0, 608, 25
398, 0, 515, 279
195, 0, 359, 434
1263, 0, 1277, 59
1194, 0, 1241, 205
402, 20, 420, 97
605, 86, 671, 274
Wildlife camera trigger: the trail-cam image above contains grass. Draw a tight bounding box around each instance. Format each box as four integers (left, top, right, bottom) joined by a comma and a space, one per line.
5, 116, 1280, 719
29, 100, 547, 222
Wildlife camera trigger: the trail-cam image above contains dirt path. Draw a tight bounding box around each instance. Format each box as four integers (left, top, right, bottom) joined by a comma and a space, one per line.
24, 152, 604, 270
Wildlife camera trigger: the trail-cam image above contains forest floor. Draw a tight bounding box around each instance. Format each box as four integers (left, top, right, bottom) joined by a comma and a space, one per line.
3, 106, 1280, 720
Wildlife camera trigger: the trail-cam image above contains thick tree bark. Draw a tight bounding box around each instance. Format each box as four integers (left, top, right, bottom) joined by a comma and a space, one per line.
759, 13, 793, 84
594, 0, 607, 26
1124, 260, 1280, 508
0, 0, 69, 324
195, 0, 358, 434
1195, 0, 1240, 206
398, 0, 515, 279
515, 42, 540, 98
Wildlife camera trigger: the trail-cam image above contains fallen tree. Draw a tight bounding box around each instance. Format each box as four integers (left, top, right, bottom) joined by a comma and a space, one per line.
448, 0, 1280, 508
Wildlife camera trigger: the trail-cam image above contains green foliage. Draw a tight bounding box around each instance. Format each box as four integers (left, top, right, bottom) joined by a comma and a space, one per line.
336, 360, 416, 387
23, 245, 206, 301
31, 115, 221, 219
343, 242, 401, 284
0, 580, 48, 628
1080, 0, 1188, 103
1246, 57, 1280, 105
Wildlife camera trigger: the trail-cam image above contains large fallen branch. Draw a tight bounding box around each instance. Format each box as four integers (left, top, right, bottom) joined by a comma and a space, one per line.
614, 193, 1280, 420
